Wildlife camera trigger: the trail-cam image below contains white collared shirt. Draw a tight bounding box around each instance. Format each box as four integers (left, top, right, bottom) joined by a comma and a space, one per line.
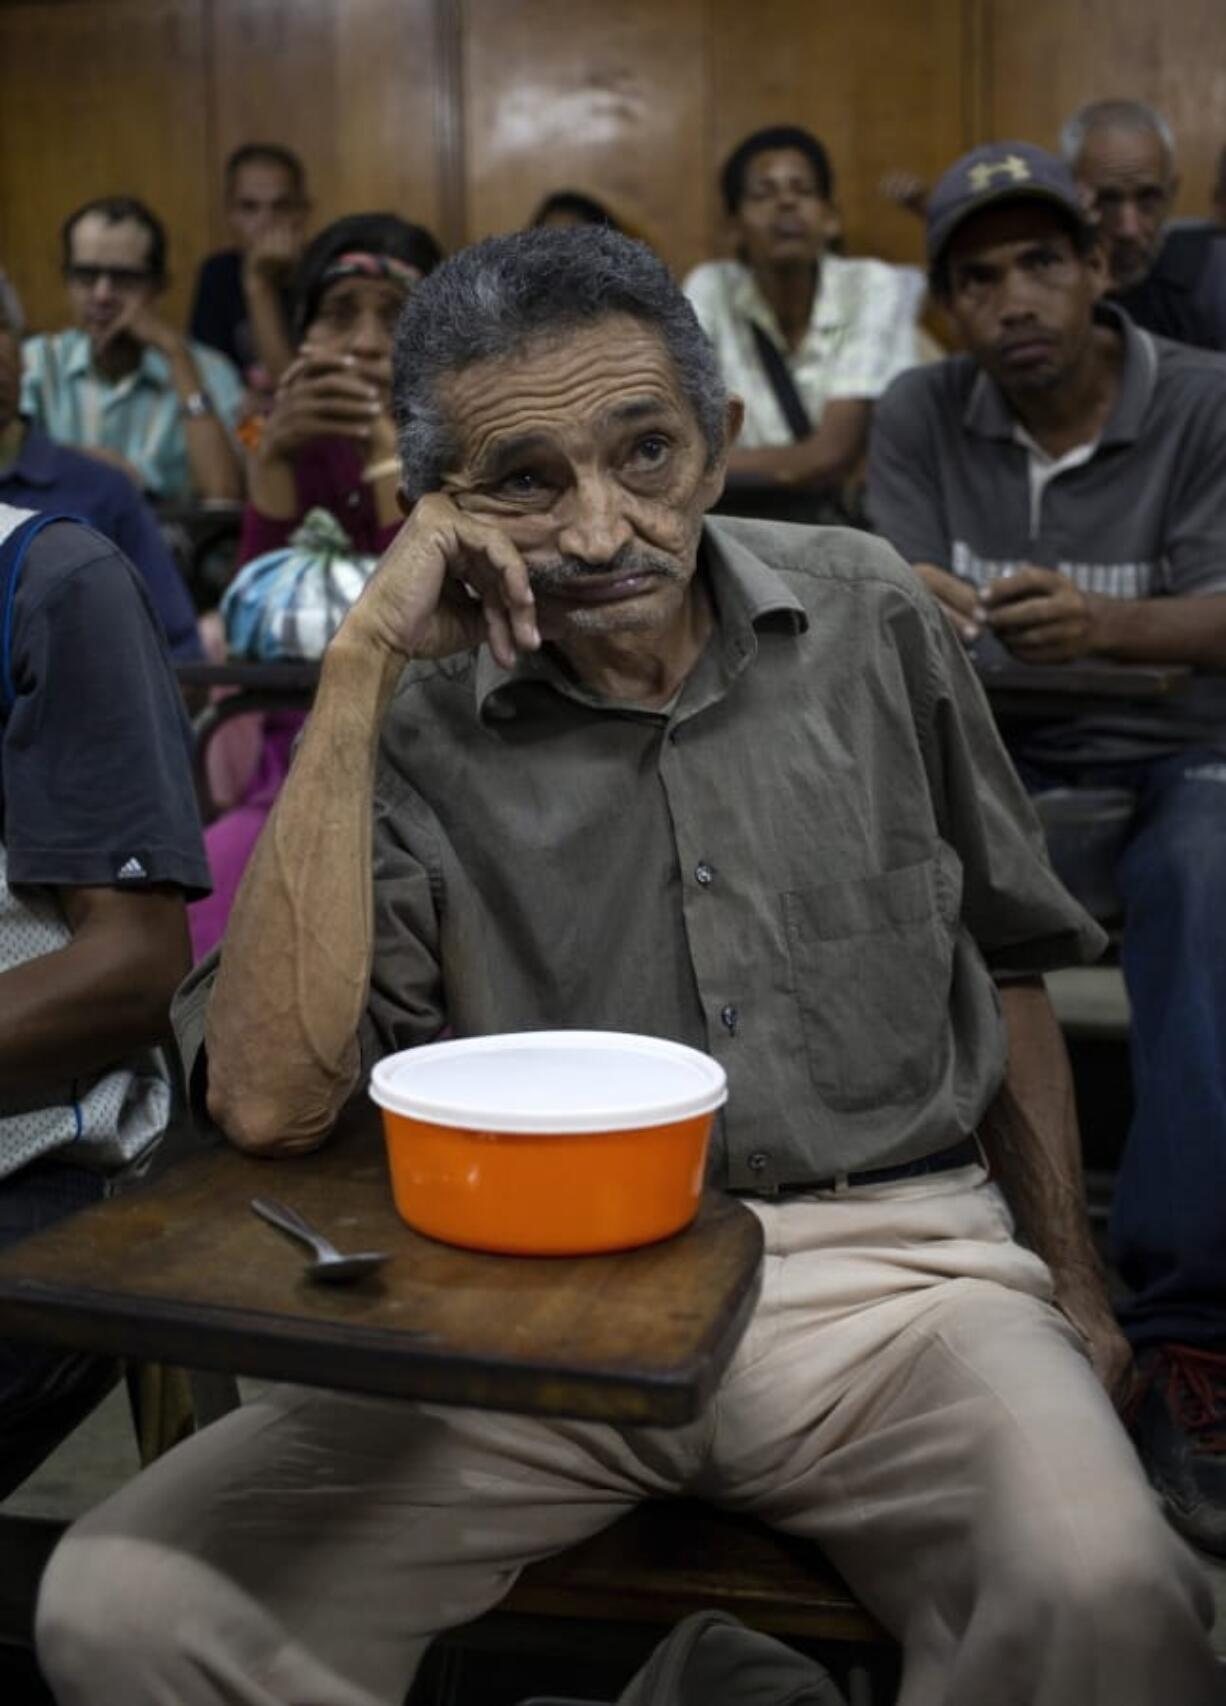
683, 255, 926, 448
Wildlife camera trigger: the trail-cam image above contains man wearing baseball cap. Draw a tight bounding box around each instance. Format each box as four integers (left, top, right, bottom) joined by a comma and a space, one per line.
868, 140, 1226, 1560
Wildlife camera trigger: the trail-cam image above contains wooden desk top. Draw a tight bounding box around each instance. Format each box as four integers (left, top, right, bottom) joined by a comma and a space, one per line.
978, 657, 1191, 703
0, 1116, 763, 1429
176, 660, 321, 694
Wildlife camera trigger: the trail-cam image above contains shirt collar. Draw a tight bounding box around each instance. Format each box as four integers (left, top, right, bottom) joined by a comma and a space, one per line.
62, 328, 167, 392
963, 302, 1156, 448
729, 257, 846, 346
0, 420, 60, 488
475, 517, 808, 724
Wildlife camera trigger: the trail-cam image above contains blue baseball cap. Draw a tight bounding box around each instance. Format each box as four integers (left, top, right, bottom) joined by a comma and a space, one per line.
926, 142, 1093, 268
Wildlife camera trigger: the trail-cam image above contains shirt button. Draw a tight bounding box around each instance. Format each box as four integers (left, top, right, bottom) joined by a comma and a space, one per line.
695, 861, 714, 886
747, 1151, 769, 1173
669, 726, 681, 744
720, 1004, 739, 1035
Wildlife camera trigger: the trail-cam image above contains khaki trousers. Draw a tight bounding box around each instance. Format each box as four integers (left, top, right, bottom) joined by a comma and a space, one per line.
36, 1166, 1223, 1705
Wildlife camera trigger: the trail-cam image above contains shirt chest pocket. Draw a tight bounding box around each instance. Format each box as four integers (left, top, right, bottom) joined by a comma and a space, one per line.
782, 850, 962, 1113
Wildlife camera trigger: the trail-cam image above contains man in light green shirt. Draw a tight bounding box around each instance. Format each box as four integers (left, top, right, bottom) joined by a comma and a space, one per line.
22, 196, 243, 501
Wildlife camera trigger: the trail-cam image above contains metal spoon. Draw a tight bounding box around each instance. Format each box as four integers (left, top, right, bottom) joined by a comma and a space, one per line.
250, 1197, 391, 1285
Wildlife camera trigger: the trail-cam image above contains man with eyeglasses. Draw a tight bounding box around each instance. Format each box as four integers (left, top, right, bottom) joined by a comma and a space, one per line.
1061, 99, 1226, 353
868, 140, 1226, 1562
22, 196, 244, 501
0, 268, 199, 660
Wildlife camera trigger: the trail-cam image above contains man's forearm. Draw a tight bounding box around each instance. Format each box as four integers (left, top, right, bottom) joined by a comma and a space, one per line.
205, 634, 403, 1152
981, 978, 1133, 1403
243, 270, 295, 382
979, 980, 1102, 1288
0, 898, 187, 1094
727, 413, 867, 490
168, 346, 243, 500
1090, 591, 1226, 668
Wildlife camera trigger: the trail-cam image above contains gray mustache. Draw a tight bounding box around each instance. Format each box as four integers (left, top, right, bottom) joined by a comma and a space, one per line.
527, 549, 680, 594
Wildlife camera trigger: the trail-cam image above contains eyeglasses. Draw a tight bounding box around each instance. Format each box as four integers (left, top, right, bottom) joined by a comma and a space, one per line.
64, 263, 155, 290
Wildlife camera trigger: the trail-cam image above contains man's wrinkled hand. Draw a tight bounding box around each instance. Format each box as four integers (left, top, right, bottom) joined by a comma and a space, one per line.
984, 566, 1101, 662
1056, 1280, 1135, 1409
95, 298, 181, 360
342, 493, 540, 671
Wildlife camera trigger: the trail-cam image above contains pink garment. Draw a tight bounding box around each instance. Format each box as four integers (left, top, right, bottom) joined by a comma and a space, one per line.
197, 610, 264, 812
239, 436, 401, 563
187, 438, 402, 961
188, 715, 303, 960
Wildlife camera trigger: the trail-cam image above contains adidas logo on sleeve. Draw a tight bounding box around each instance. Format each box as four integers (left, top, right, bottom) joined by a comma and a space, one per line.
116, 857, 148, 881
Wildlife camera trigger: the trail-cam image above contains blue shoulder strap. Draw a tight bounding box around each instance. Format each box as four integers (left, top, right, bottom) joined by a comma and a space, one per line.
0, 511, 82, 719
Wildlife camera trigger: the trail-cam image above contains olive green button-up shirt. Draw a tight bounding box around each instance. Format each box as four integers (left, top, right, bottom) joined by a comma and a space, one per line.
358, 517, 1104, 1192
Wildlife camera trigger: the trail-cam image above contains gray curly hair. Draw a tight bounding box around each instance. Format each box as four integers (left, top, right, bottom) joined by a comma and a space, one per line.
391, 227, 728, 502
1059, 99, 1176, 171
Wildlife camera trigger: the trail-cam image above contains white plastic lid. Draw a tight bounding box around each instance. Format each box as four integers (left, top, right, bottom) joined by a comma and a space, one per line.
369, 1030, 727, 1134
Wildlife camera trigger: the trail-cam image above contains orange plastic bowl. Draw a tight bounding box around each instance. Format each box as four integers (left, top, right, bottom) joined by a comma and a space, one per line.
368, 1031, 727, 1255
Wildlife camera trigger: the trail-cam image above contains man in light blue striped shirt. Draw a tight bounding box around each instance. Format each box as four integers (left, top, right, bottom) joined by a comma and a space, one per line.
22, 196, 244, 502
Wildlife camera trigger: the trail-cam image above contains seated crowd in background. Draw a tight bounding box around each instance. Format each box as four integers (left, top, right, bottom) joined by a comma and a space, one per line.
2, 95, 1226, 1661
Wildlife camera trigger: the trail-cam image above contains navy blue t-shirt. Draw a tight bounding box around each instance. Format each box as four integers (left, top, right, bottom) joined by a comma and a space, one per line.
189, 249, 292, 376
0, 426, 201, 661
1, 519, 210, 896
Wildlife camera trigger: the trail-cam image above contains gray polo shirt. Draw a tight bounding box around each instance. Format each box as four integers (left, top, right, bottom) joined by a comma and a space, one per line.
867, 306, 1226, 763
324, 517, 1097, 1193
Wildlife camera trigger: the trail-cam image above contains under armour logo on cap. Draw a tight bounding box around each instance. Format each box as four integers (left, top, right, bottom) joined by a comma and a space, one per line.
925, 141, 1089, 266
968, 154, 1032, 192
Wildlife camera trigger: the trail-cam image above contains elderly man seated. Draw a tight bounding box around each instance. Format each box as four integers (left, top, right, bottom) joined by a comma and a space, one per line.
684, 125, 924, 506
22, 197, 244, 502
867, 140, 1226, 1559
35, 228, 1222, 1706
1060, 99, 1226, 352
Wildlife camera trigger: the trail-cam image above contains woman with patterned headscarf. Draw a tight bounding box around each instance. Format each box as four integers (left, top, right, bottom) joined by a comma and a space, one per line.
189, 214, 442, 960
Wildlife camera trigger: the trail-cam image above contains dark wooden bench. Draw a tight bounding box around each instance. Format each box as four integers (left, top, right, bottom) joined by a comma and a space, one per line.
430, 1500, 895, 1704
5, 1504, 896, 1702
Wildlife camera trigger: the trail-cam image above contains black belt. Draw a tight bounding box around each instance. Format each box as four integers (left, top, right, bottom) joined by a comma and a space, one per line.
797, 1136, 983, 1195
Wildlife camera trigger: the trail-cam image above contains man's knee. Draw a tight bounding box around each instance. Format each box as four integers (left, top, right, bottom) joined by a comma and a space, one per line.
1008, 1510, 1214, 1658
37, 1531, 216, 1698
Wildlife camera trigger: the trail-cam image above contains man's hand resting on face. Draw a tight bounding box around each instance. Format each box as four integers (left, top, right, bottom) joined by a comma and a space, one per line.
341, 494, 541, 671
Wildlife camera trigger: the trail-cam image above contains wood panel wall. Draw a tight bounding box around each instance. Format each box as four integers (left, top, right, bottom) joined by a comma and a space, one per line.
2, 0, 1223, 334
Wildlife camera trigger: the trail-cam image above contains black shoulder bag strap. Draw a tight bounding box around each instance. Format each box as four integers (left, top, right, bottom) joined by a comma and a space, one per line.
749, 322, 812, 442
